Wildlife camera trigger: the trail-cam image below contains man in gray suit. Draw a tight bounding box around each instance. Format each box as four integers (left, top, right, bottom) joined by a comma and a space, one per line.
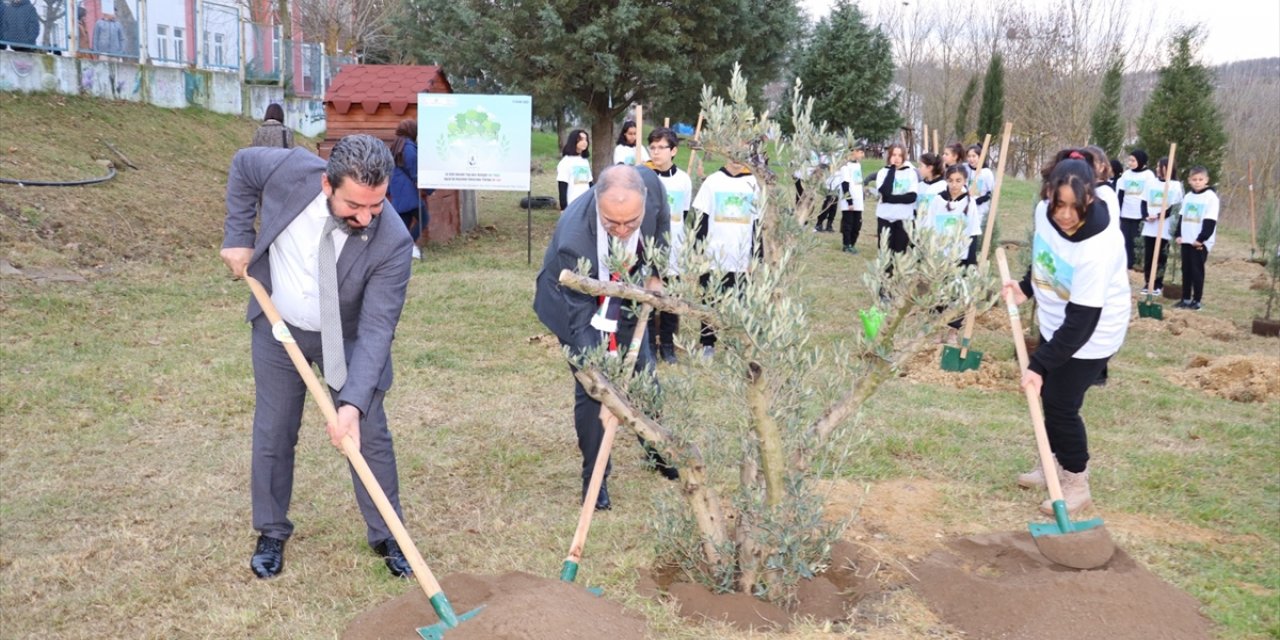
534, 164, 678, 512
220, 134, 414, 579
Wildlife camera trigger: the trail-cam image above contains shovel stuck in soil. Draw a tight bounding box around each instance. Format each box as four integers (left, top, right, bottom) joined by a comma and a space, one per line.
995, 250, 1116, 570
1138, 144, 1177, 321
244, 276, 484, 639
561, 304, 653, 592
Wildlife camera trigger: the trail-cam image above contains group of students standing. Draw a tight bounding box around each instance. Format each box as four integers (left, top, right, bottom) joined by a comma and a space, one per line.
556, 120, 758, 362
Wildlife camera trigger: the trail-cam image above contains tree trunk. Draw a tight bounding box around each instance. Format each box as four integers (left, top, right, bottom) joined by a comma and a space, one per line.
587, 93, 622, 178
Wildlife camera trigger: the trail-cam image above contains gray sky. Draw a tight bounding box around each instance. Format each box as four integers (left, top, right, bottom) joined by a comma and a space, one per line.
802, 0, 1280, 65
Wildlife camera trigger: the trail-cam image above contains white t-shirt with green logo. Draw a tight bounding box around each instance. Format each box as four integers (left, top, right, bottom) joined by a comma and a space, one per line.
1179, 189, 1220, 251
1141, 176, 1182, 239
1030, 200, 1130, 359
693, 171, 759, 273
657, 168, 693, 276
556, 155, 593, 206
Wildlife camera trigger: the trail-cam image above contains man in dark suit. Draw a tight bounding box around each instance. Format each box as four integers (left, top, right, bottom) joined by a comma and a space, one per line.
534, 164, 678, 511
220, 134, 414, 579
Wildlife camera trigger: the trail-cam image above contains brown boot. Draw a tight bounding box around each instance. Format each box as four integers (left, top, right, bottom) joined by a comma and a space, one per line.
1039, 467, 1093, 517
1017, 457, 1063, 489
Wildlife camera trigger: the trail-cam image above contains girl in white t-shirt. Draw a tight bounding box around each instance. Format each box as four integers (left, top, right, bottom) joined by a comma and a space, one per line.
1116, 149, 1154, 270
966, 144, 996, 258
612, 120, 650, 166
692, 161, 759, 357
873, 142, 919, 270
839, 146, 867, 253
1002, 153, 1129, 517
1140, 157, 1183, 295
916, 152, 947, 220
556, 129, 593, 211
926, 164, 977, 342
1083, 145, 1120, 231
1174, 166, 1220, 310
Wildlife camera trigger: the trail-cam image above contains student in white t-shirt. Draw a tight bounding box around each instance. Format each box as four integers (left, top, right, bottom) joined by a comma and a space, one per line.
942, 142, 969, 181
1083, 145, 1120, 231
815, 154, 841, 233
916, 152, 946, 218
925, 164, 976, 343
1174, 166, 1220, 310
1116, 149, 1154, 270
1139, 156, 1183, 295
692, 160, 759, 358
966, 144, 996, 260
612, 120, 650, 166
643, 127, 694, 363
556, 129, 593, 211
839, 146, 867, 253
1002, 153, 1129, 518
873, 142, 919, 271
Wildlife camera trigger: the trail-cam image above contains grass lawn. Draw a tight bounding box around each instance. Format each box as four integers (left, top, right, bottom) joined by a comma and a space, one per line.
0, 95, 1276, 639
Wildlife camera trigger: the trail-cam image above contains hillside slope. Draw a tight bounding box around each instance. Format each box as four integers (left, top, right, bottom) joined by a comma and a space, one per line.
0, 94, 312, 269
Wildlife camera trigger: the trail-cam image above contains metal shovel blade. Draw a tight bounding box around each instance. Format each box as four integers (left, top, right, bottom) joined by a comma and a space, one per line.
416, 604, 485, 640
940, 344, 983, 372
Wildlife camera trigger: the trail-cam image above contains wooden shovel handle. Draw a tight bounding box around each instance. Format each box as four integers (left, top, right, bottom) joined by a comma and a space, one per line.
1146, 143, 1177, 293
995, 249, 1064, 502
959, 123, 1012, 356
634, 105, 644, 167
686, 113, 704, 175
244, 276, 445, 601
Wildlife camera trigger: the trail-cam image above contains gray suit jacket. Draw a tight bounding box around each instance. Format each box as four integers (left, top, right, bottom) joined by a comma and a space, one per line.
223, 147, 412, 414
533, 166, 670, 354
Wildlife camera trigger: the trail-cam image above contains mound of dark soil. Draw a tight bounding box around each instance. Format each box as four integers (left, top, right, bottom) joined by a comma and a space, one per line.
342, 571, 648, 640
912, 531, 1213, 640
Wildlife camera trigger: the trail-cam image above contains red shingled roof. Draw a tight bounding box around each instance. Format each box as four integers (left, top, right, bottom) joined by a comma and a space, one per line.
325, 65, 452, 115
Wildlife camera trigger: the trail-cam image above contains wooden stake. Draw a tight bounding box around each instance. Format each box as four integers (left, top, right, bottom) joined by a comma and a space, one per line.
933, 129, 940, 159
1146, 143, 1177, 295
922, 123, 930, 157
957, 125, 1008, 359
663, 117, 670, 127
686, 112, 704, 175
1249, 158, 1258, 256
634, 105, 644, 166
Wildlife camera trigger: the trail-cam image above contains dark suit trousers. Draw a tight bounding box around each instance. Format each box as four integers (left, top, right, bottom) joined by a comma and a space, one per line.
571, 320, 654, 480
250, 316, 403, 547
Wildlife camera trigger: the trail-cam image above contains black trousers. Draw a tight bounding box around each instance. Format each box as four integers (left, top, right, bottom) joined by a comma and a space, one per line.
794, 179, 804, 204
1035, 345, 1110, 473
648, 277, 679, 348
1142, 236, 1169, 289
699, 272, 741, 346
570, 321, 654, 480
816, 196, 838, 229
877, 218, 911, 276
1120, 218, 1141, 269
963, 236, 980, 266
840, 209, 862, 247
1181, 244, 1209, 302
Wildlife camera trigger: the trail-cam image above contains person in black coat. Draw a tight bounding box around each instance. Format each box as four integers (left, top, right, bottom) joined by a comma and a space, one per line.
1, 0, 40, 52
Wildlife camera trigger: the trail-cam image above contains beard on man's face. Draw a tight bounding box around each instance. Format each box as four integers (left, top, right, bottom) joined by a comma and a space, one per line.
325, 197, 360, 234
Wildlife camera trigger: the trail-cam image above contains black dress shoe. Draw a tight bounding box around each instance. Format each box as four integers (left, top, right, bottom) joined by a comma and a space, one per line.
582, 476, 611, 511
643, 444, 681, 481
250, 535, 285, 579
374, 539, 414, 578
659, 343, 677, 365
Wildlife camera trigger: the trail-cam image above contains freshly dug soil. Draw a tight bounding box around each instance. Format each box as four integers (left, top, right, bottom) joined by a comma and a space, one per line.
1130, 314, 1241, 342
912, 531, 1213, 640
1169, 354, 1280, 403
342, 571, 648, 640
901, 345, 1020, 391
644, 539, 877, 631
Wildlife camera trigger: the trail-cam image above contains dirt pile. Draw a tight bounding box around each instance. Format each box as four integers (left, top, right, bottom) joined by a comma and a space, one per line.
1169, 354, 1280, 403
901, 345, 1020, 390
342, 571, 648, 640
911, 531, 1213, 640
1131, 314, 1242, 342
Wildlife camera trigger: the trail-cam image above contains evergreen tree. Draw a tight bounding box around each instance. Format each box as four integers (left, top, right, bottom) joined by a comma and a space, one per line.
976, 53, 1005, 141
955, 74, 979, 140
1137, 27, 1226, 181
1090, 57, 1125, 159
789, 0, 900, 141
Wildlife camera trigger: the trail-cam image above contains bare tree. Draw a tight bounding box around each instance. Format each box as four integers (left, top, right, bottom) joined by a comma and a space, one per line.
290, 0, 397, 57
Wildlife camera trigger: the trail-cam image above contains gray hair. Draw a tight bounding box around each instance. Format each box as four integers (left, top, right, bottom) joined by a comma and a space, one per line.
326, 134, 394, 189
596, 164, 646, 199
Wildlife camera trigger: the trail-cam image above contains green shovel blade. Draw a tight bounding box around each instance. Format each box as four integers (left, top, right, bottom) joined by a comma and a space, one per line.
1028, 500, 1106, 537
559, 560, 579, 583
416, 597, 485, 640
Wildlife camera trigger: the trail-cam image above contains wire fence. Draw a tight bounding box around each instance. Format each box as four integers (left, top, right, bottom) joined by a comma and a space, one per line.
0, 0, 345, 97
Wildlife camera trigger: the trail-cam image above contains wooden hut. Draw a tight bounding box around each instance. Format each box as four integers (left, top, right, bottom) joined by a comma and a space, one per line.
321, 64, 461, 244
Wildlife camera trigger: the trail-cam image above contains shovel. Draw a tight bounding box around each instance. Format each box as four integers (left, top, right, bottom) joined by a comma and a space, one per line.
995, 249, 1115, 570
941, 123, 1012, 371
1138, 143, 1177, 320
243, 276, 482, 639
560, 304, 653, 589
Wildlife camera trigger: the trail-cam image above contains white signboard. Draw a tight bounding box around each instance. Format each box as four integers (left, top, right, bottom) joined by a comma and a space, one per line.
418, 93, 532, 191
